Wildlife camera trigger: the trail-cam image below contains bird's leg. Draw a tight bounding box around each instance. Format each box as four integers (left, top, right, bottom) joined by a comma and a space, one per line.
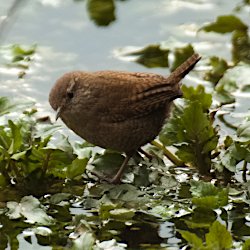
110, 152, 134, 184
138, 147, 153, 161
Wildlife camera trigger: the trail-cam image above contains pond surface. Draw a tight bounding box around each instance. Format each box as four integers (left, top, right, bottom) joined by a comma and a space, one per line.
1, 0, 249, 111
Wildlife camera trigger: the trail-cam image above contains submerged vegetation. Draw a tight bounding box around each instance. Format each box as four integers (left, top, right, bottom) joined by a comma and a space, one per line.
0, 1, 250, 249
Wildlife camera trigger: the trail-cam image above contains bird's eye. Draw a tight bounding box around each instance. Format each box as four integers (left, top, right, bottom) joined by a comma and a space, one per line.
67, 91, 74, 99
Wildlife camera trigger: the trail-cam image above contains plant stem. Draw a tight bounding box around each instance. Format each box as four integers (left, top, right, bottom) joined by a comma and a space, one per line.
242, 160, 247, 183
42, 151, 51, 177
10, 160, 22, 182
151, 140, 186, 167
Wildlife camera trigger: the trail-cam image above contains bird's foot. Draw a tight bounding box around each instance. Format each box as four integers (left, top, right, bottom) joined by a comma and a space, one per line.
138, 148, 153, 161
90, 171, 121, 184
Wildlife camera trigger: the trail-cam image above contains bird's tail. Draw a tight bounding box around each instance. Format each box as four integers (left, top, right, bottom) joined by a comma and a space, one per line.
166, 53, 201, 101
168, 53, 201, 83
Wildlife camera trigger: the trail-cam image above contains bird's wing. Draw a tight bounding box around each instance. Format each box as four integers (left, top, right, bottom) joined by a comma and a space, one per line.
126, 53, 201, 116
89, 53, 201, 121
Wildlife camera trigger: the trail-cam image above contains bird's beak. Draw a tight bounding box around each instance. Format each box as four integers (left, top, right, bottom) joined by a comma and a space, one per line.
56, 107, 62, 121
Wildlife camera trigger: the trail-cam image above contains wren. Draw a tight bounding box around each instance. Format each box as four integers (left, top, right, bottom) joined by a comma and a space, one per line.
49, 53, 201, 183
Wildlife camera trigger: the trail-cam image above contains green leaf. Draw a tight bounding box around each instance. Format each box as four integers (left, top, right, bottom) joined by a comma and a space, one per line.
190, 181, 219, 197
212, 61, 250, 106
160, 85, 218, 174
242, 239, 250, 250
11, 44, 36, 57
0, 125, 11, 150
50, 193, 71, 204
200, 15, 248, 33
6, 201, 22, 219
11, 150, 28, 160
233, 142, 250, 162
67, 157, 89, 179
205, 221, 232, 249
178, 103, 217, 172
237, 118, 250, 142
179, 230, 203, 249
34, 124, 62, 139
126, 44, 169, 68
171, 44, 195, 71
72, 141, 93, 159
0, 173, 7, 187
218, 146, 237, 172
216, 63, 250, 93
45, 134, 73, 154
190, 181, 228, 209
109, 208, 135, 220
92, 151, 125, 176
72, 232, 95, 250
87, 0, 115, 26
8, 120, 22, 154
159, 104, 185, 146
6, 196, 54, 225
0, 97, 34, 116
182, 85, 212, 111
204, 56, 229, 84
213, 89, 235, 105
96, 240, 127, 250
232, 30, 250, 64
46, 150, 75, 178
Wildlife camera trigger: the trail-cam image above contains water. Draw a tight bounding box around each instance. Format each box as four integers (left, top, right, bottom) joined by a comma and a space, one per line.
1, 0, 249, 115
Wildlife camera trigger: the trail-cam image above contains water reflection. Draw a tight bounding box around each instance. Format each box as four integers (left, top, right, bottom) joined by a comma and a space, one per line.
87, 0, 116, 26
0, 0, 27, 43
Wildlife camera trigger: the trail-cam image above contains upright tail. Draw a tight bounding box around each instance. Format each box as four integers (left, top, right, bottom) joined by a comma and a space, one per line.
168, 53, 201, 83
129, 53, 201, 114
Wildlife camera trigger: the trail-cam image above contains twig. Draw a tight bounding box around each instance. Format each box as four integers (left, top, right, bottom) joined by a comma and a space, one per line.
150, 140, 186, 167
242, 160, 248, 183
42, 151, 52, 177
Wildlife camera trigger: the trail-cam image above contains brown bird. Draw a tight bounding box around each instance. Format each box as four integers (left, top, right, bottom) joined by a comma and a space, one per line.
49, 53, 201, 183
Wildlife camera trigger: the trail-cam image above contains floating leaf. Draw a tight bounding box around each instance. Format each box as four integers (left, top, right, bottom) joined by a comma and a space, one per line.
171, 44, 195, 71
214, 63, 250, 105
206, 221, 232, 249
200, 15, 248, 33
204, 56, 229, 84
179, 221, 232, 249
109, 208, 135, 220
237, 117, 250, 142
11, 44, 36, 57
72, 232, 95, 250
6, 196, 54, 225
178, 230, 203, 249
96, 239, 127, 250
213, 89, 235, 105
218, 145, 237, 172
243, 239, 250, 250
50, 193, 72, 204
0, 97, 34, 116
125, 44, 169, 68
216, 63, 250, 91
232, 30, 250, 64
87, 0, 116, 26
190, 181, 228, 209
